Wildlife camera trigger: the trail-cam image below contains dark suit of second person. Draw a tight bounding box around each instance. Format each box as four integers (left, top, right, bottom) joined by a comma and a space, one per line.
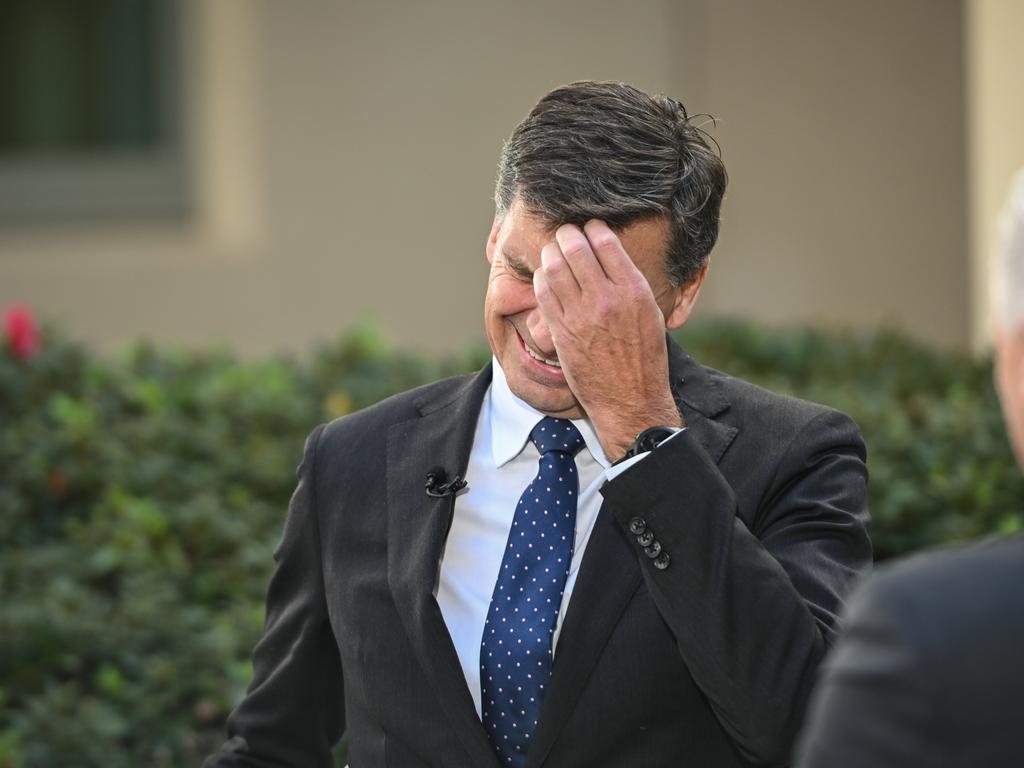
795, 167, 1024, 768
796, 534, 1024, 768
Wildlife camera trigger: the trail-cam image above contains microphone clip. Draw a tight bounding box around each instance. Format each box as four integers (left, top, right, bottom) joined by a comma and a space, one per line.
425, 468, 468, 498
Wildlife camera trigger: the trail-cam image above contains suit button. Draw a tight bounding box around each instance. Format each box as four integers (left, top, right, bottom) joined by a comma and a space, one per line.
644, 540, 662, 558
653, 553, 671, 570
637, 530, 655, 547
629, 517, 647, 535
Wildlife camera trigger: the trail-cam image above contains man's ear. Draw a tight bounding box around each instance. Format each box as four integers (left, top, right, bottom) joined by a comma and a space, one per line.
665, 261, 709, 330
485, 214, 502, 265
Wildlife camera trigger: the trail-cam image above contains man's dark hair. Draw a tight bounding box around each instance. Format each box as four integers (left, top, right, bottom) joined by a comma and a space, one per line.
495, 80, 727, 286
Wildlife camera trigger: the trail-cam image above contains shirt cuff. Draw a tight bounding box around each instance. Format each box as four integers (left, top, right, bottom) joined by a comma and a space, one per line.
604, 427, 686, 482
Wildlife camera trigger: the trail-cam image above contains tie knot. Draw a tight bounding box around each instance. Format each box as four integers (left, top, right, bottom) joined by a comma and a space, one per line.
530, 417, 585, 456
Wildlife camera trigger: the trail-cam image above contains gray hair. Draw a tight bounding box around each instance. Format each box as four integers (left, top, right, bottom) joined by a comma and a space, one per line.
494, 81, 728, 287
996, 169, 1024, 330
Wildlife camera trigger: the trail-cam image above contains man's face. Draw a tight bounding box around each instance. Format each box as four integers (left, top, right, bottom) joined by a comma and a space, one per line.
483, 197, 693, 419
995, 323, 1024, 469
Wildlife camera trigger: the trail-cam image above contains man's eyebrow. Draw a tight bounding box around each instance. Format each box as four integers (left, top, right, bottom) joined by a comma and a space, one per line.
500, 249, 534, 277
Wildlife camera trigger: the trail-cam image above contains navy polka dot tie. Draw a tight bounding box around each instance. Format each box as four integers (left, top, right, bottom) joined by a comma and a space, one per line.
480, 417, 585, 766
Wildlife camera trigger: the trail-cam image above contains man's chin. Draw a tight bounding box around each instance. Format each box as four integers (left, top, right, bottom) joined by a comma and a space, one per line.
506, 369, 582, 418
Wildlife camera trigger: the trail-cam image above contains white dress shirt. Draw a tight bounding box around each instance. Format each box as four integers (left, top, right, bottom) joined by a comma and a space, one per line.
435, 359, 648, 718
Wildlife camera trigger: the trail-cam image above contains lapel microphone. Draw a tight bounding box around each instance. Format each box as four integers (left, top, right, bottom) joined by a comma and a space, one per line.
424, 467, 468, 498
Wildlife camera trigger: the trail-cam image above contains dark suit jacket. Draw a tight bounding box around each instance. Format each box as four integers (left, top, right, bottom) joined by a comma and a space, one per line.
795, 533, 1024, 768
205, 338, 871, 767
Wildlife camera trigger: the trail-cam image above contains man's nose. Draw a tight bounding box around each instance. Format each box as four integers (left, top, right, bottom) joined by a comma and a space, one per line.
525, 309, 555, 355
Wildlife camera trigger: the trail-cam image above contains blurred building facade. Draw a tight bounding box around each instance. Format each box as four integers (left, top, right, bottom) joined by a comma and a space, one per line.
0, 0, 1020, 356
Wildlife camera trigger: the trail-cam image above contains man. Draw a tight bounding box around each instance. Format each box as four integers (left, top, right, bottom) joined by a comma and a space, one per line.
795, 172, 1024, 767
205, 81, 871, 768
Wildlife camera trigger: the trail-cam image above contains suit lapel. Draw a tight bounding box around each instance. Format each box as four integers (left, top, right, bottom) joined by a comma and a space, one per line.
386, 364, 501, 768
667, 337, 739, 465
526, 337, 737, 767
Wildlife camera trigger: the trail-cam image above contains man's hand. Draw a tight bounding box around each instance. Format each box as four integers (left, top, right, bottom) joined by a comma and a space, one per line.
533, 219, 683, 460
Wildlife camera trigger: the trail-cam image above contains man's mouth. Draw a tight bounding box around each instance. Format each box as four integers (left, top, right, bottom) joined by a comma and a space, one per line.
525, 344, 561, 368
517, 331, 561, 368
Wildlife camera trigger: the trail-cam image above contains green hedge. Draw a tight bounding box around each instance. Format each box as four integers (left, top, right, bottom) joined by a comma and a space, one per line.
1, 319, 1021, 767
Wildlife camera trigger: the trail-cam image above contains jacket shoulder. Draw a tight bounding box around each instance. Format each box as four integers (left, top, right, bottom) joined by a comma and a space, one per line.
316, 371, 480, 447
846, 533, 1024, 666
712, 366, 845, 423
298, 370, 484, 498
698, 365, 863, 457
866, 533, 1024, 608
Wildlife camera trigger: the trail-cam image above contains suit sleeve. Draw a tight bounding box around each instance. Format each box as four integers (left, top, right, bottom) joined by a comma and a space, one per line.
599, 409, 871, 766
793, 574, 937, 768
204, 424, 345, 768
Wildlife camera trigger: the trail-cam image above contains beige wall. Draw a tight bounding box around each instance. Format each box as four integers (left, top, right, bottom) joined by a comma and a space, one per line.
684, 0, 968, 348
0, 0, 981, 355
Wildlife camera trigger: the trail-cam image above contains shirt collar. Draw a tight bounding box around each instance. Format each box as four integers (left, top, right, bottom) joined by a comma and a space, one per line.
489, 357, 611, 469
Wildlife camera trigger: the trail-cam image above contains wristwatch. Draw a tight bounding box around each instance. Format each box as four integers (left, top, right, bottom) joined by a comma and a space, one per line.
613, 425, 681, 465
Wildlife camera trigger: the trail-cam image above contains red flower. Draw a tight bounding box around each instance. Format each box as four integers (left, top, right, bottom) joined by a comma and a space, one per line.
4, 304, 41, 361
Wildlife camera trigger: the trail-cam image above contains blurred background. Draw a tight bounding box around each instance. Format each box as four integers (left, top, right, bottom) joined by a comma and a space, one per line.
1, 0, 1021, 353
2, 1, 1023, 766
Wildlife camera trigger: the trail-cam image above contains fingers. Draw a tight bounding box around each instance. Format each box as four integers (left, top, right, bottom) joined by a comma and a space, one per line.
533, 265, 564, 326
537, 220, 648, 317
539, 241, 581, 303
582, 219, 645, 285
555, 224, 608, 291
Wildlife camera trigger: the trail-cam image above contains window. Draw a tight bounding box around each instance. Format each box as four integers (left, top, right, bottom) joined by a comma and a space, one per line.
0, 0, 188, 225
